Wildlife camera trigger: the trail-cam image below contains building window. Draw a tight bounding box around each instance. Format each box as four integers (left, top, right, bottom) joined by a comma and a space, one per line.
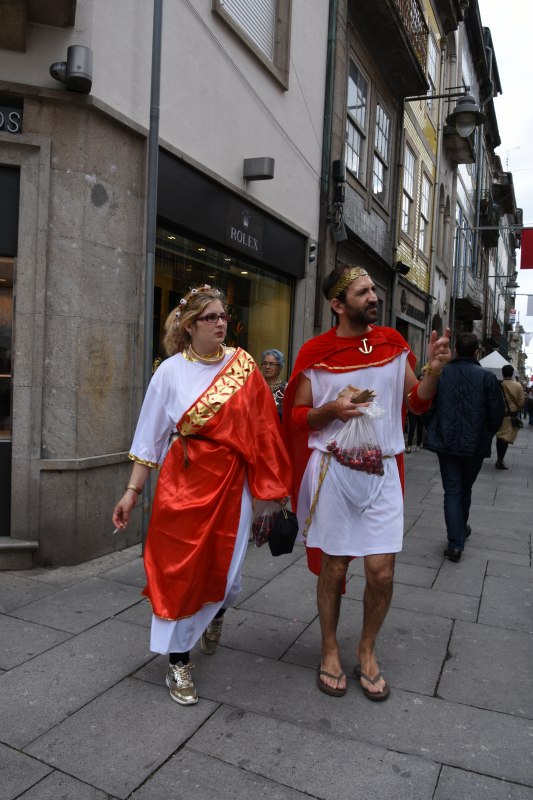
426, 35, 438, 112
213, 0, 292, 89
346, 60, 368, 183
155, 227, 293, 367
401, 145, 416, 236
455, 205, 473, 275
418, 174, 431, 254
372, 102, 391, 204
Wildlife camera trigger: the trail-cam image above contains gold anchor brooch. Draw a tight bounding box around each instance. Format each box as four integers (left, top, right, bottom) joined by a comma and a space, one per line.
358, 338, 373, 354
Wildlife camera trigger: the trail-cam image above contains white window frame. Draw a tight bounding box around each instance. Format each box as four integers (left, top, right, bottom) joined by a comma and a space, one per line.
426, 35, 438, 112
213, 0, 292, 89
455, 204, 474, 274
372, 100, 391, 205
346, 59, 369, 184
402, 145, 416, 237
418, 173, 431, 254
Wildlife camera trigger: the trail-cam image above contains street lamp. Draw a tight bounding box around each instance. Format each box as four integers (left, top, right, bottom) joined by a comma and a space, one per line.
487, 274, 520, 292
404, 86, 486, 137
445, 94, 486, 138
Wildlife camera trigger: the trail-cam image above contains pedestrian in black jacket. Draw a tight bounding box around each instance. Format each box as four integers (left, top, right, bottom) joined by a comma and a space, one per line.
423, 333, 505, 561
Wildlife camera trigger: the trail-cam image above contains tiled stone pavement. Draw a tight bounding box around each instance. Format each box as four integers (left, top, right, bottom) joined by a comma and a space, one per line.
1, 428, 532, 799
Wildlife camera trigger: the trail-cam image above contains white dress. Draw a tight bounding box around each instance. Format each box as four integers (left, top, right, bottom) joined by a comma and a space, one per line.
130, 351, 252, 654
297, 353, 407, 557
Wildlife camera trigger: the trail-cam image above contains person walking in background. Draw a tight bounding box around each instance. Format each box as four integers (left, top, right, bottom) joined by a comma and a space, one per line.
424, 334, 504, 562
521, 386, 529, 420
261, 348, 287, 420
283, 264, 451, 701
112, 285, 292, 706
495, 365, 525, 470
526, 387, 533, 426
405, 378, 425, 453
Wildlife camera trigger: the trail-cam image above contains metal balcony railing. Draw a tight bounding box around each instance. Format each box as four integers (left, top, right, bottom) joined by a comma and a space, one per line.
393, 0, 428, 69
455, 267, 484, 310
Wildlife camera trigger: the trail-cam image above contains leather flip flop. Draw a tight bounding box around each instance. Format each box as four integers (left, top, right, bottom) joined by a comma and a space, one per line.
353, 662, 390, 701
317, 666, 347, 697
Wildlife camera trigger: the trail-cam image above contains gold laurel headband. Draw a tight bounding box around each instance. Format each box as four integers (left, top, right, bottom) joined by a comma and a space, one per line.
327, 267, 368, 300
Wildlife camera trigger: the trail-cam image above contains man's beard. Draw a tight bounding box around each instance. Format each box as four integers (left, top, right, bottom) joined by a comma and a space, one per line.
344, 302, 378, 327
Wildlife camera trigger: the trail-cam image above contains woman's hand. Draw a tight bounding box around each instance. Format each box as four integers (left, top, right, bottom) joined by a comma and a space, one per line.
112, 491, 139, 530
112, 464, 150, 531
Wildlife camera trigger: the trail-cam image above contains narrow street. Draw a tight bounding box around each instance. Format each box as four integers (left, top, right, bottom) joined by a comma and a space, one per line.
1, 428, 532, 799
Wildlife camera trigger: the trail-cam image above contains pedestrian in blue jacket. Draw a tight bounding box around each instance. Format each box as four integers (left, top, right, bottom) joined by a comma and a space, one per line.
423, 333, 505, 561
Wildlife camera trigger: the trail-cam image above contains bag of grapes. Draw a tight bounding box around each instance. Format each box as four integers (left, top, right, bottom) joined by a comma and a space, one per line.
325, 387, 385, 476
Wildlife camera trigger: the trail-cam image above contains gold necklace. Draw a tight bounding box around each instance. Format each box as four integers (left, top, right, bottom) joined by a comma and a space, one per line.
186, 343, 226, 363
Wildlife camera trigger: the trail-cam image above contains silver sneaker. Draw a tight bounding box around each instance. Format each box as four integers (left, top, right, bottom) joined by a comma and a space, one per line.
200, 617, 224, 655
165, 662, 198, 705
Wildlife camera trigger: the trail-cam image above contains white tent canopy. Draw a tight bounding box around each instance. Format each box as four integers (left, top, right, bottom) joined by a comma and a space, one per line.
478, 351, 515, 377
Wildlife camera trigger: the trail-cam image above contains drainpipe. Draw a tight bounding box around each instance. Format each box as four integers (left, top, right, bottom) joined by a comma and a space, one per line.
314, 0, 338, 330
141, 0, 163, 549
389, 101, 406, 329
426, 39, 447, 354
472, 40, 495, 288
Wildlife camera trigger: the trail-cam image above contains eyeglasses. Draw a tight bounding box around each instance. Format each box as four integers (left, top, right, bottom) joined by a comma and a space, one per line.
195, 313, 231, 324
261, 361, 279, 368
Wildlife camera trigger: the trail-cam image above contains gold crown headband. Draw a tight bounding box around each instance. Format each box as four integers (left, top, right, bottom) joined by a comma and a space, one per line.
327, 267, 368, 300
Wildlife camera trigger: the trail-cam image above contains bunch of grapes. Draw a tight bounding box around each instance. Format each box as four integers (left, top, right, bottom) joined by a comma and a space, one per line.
326, 440, 384, 475
251, 513, 275, 547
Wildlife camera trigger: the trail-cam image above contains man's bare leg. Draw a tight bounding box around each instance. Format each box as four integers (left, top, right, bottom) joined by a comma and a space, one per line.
356, 553, 395, 695
317, 553, 350, 691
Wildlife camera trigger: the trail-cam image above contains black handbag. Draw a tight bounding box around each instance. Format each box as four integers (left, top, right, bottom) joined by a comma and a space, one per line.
268, 507, 298, 556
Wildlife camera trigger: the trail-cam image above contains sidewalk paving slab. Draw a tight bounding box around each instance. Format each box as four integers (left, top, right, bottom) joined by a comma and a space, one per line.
395, 536, 447, 569
215, 606, 309, 659
241, 544, 303, 580
8, 577, 144, 634
5, 545, 143, 588
131, 747, 312, 800
0, 574, 59, 613
478, 575, 533, 633
431, 552, 488, 597
115, 598, 152, 628
239, 562, 319, 622
437, 620, 533, 718
0, 615, 72, 670
434, 767, 533, 800
24, 677, 218, 800
1, 742, 52, 800
98, 557, 146, 588
186, 705, 441, 800
486, 560, 533, 581
16, 772, 120, 800
0, 619, 154, 748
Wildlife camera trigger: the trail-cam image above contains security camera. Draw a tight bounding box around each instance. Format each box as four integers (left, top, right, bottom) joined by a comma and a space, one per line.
49, 62, 67, 83
50, 45, 92, 94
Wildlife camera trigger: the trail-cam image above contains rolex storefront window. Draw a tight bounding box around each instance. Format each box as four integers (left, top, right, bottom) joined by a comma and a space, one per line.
154, 228, 293, 381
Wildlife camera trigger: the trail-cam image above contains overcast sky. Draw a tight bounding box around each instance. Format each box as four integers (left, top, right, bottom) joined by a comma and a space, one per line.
478, 0, 533, 369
